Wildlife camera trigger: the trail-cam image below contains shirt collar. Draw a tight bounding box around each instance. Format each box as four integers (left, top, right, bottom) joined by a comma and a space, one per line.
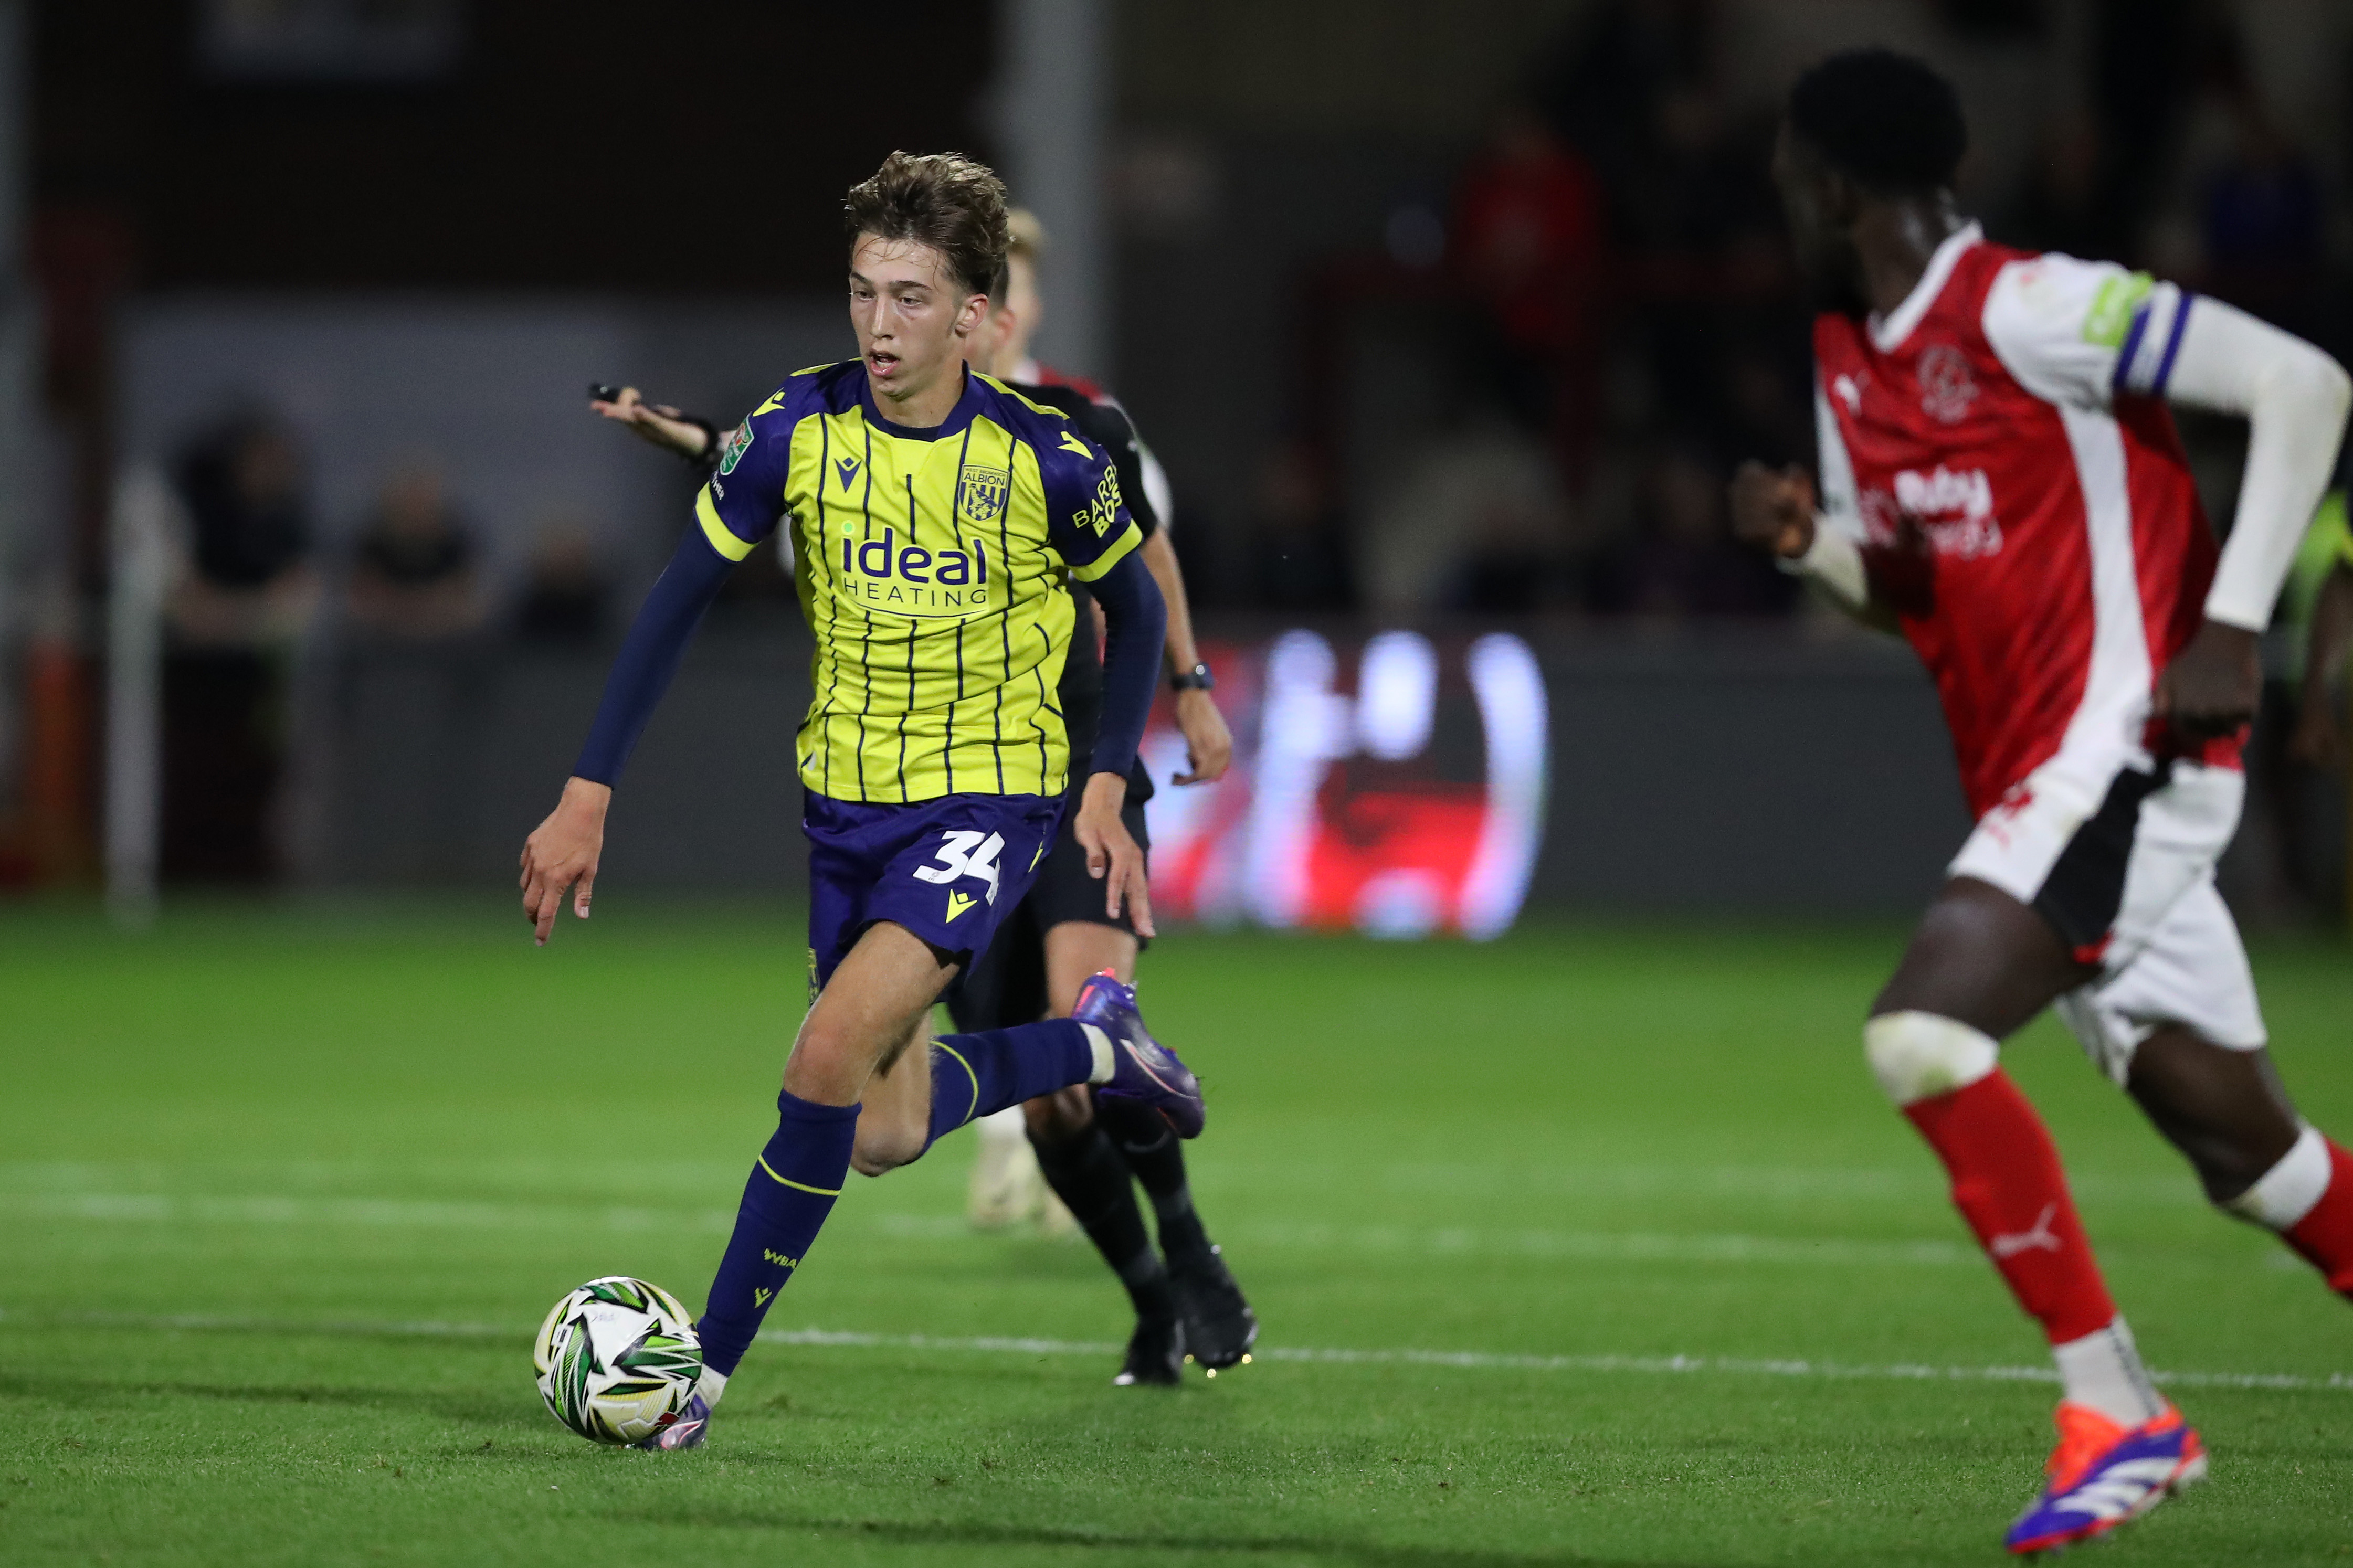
860, 364, 984, 441
1869, 220, 1983, 353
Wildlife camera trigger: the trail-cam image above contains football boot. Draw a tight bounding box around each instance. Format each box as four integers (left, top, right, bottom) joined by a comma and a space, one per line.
2004, 1401, 2205, 1555
1170, 1243, 1258, 1372
1074, 971, 1205, 1139
632, 1391, 712, 1452
1113, 1312, 1186, 1387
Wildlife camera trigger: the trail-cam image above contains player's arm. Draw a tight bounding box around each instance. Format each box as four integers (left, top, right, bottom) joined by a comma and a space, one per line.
1047, 428, 1166, 934
589, 385, 722, 468
521, 415, 785, 944
2157, 301, 2352, 739
1072, 397, 1230, 785
1140, 529, 1230, 783
1077, 550, 1167, 933
1729, 385, 1899, 633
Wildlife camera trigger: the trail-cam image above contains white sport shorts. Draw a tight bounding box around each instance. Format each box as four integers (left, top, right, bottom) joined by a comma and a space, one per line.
1948, 757, 2266, 1083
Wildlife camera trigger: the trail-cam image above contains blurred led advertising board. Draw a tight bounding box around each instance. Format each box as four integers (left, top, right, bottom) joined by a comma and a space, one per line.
1141, 631, 1547, 939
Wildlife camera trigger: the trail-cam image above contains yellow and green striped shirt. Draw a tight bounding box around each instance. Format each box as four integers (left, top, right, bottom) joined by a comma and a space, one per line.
701, 362, 1142, 802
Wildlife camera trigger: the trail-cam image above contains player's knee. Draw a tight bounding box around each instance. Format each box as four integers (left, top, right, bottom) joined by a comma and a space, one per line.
850, 1119, 925, 1178
1863, 1010, 1999, 1107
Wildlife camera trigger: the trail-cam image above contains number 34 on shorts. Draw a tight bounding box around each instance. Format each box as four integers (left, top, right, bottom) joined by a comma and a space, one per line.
912, 830, 1007, 912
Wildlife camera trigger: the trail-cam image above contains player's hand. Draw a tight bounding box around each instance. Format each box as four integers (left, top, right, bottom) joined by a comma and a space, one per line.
2155, 619, 2261, 744
1073, 770, 1155, 938
1728, 461, 1816, 559
1170, 687, 1232, 785
519, 777, 610, 947
589, 386, 712, 463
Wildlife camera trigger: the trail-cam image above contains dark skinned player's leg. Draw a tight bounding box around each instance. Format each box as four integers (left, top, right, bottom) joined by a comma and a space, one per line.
1868, 877, 2167, 1428
2126, 1021, 2353, 1298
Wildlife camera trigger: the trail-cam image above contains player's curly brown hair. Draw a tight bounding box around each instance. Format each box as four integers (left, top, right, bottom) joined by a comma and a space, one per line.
843, 151, 1010, 300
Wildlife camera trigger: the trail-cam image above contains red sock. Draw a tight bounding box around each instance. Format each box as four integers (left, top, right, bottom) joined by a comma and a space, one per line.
2285, 1139, 2353, 1298
1904, 1068, 2116, 1345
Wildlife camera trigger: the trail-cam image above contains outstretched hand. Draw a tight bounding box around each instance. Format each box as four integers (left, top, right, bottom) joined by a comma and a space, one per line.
1073, 770, 1155, 938
2156, 620, 2262, 744
520, 777, 611, 946
1728, 461, 1817, 559
589, 387, 713, 463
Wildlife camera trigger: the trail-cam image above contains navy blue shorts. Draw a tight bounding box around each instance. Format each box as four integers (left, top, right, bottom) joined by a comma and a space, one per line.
803, 790, 1067, 997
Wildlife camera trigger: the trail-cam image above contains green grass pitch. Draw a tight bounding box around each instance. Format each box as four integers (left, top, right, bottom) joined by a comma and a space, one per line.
3, 899, 2350, 1566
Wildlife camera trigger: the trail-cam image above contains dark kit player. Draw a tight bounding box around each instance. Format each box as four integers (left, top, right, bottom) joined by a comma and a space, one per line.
1733, 50, 2353, 1554
519, 152, 1206, 1450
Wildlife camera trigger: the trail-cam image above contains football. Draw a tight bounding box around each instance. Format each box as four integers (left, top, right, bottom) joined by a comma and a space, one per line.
532, 1276, 703, 1445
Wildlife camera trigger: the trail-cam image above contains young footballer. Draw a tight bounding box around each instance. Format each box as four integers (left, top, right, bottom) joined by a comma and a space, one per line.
1732, 50, 2352, 1554
584, 213, 1257, 1389
519, 152, 1205, 1450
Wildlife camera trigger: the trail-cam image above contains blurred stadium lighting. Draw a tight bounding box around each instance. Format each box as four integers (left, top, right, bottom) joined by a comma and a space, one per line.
1148, 629, 1548, 940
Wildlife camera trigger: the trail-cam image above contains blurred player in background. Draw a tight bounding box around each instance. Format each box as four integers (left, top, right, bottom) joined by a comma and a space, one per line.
2286, 483, 2353, 771
522, 152, 1206, 1450
1732, 50, 2353, 1555
589, 210, 1255, 1387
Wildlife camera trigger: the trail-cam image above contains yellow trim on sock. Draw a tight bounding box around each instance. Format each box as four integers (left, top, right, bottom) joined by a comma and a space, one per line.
755, 1154, 841, 1196
933, 1039, 982, 1127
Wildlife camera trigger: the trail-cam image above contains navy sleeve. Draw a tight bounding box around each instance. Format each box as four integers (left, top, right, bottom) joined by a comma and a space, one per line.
1082, 549, 1166, 782
571, 527, 734, 785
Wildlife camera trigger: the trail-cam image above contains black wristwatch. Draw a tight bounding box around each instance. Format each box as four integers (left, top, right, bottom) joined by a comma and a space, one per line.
1170, 662, 1215, 693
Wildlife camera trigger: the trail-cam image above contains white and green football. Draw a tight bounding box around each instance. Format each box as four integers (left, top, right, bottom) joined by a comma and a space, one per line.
532, 1276, 703, 1445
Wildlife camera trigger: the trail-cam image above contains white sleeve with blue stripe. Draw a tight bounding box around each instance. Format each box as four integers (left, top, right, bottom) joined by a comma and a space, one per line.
1980, 253, 2192, 412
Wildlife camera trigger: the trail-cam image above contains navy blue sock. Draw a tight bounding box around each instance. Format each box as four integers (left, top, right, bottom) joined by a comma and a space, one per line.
695, 1090, 859, 1378
925, 1020, 1096, 1149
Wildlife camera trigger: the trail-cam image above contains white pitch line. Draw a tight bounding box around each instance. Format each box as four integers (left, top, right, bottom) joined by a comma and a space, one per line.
8, 1308, 2348, 1394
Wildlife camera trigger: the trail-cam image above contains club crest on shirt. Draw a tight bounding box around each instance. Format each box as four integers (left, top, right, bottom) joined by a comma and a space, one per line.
956, 464, 1010, 525
1917, 344, 1979, 425
717, 420, 754, 475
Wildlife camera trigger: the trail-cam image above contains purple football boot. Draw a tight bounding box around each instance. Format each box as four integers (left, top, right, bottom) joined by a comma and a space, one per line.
1074, 970, 1206, 1139
2003, 1402, 2206, 1555
632, 1390, 712, 1452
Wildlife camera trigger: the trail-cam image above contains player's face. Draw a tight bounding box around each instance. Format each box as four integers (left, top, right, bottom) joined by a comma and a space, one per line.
1772, 123, 1865, 316
848, 234, 987, 408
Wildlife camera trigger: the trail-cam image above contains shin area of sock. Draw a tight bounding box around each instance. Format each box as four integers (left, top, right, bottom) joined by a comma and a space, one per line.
1903, 1068, 2117, 1345
1033, 1122, 1172, 1317
927, 1021, 1096, 1146
1094, 1094, 1211, 1260
695, 1092, 859, 1378
2284, 1138, 2353, 1297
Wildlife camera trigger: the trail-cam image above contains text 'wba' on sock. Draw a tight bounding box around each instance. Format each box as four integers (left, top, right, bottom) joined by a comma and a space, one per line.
925, 1021, 1098, 1151
696, 1092, 859, 1379
1904, 1068, 2116, 1345
1033, 1121, 1174, 1320
1095, 1093, 1211, 1265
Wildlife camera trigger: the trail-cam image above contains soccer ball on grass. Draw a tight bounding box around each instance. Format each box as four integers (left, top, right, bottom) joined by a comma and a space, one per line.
532, 1276, 702, 1445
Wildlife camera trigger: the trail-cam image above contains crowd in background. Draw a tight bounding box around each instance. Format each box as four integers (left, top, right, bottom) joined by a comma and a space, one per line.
1243, 0, 2353, 624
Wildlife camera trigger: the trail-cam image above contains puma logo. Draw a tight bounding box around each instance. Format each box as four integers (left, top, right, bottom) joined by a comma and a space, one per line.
1990, 1201, 2063, 1259
752, 1287, 772, 1308
836, 456, 861, 491
946, 890, 976, 922
762, 1249, 800, 1269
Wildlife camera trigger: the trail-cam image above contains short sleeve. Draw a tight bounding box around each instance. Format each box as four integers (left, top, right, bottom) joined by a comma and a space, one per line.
1038, 426, 1143, 583
1982, 254, 2194, 412
1813, 379, 1863, 542
694, 395, 794, 562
